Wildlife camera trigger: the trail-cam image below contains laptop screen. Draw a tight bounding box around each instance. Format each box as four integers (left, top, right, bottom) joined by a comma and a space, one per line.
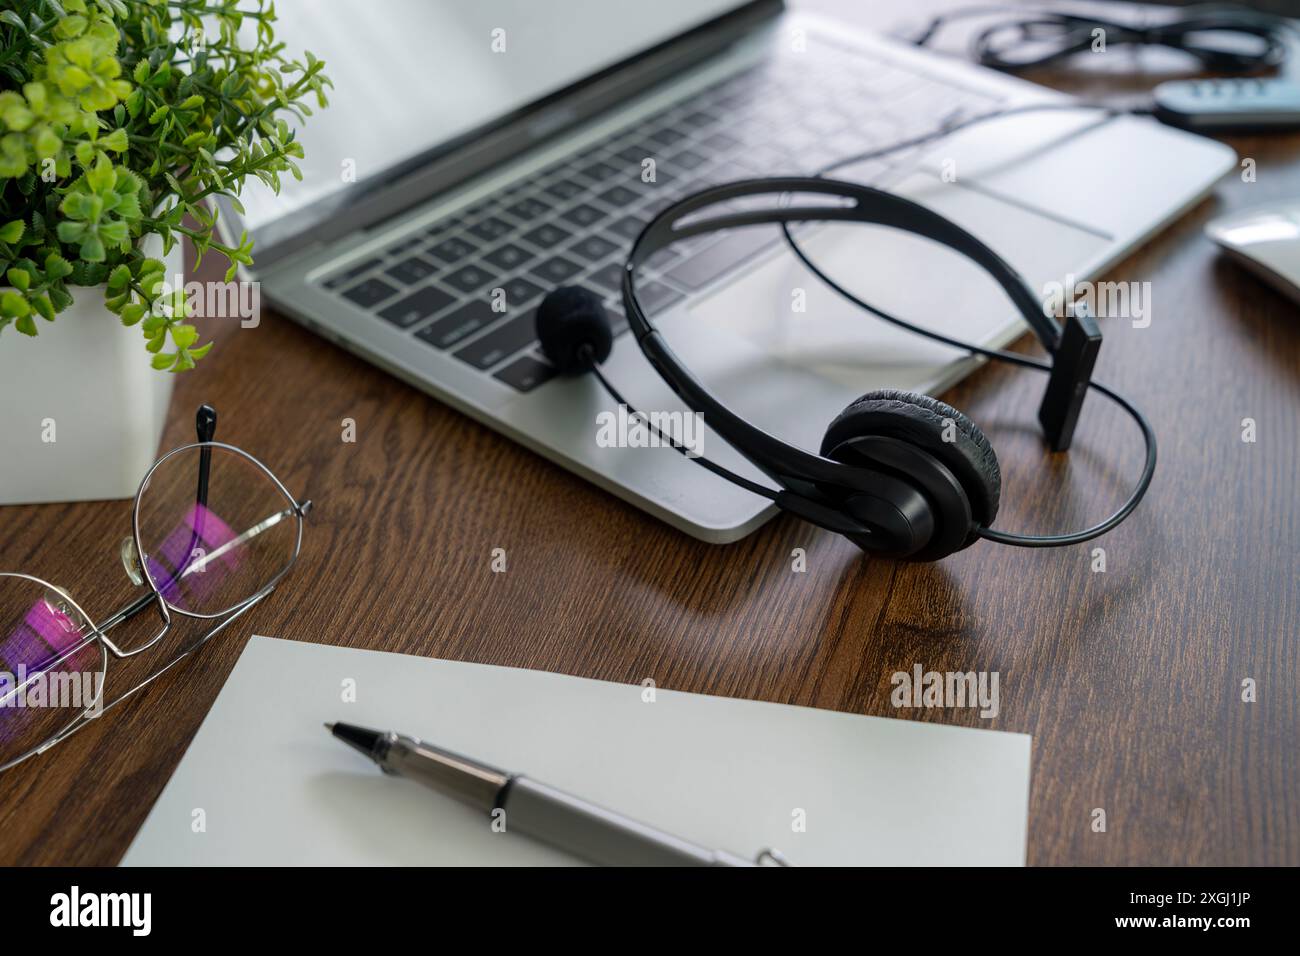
235, 0, 752, 239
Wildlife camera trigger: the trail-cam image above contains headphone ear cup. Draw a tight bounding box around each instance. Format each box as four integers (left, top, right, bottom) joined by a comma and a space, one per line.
821, 388, 1002, 535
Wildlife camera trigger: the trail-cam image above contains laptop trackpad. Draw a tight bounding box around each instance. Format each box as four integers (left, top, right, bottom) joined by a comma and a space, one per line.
688, 172, 1110, 404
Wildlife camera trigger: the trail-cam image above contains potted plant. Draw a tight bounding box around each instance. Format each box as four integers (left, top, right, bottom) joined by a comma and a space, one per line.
0, 0, 328, 505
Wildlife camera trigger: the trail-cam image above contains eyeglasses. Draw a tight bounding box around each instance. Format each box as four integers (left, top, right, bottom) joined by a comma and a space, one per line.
0, 405, 310, 773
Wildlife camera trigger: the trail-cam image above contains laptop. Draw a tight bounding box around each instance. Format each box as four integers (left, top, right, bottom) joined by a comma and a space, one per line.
221, 0, 1236, 543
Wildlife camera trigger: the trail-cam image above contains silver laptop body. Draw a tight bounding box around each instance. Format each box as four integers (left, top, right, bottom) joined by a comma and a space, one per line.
222, 0, 1235, 542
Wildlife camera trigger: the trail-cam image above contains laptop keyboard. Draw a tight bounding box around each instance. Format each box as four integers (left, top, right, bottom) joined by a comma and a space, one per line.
319, 42, 1005, 392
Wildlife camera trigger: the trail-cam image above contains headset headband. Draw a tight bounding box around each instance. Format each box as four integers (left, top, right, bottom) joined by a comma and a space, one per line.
619, 177, 1064, 491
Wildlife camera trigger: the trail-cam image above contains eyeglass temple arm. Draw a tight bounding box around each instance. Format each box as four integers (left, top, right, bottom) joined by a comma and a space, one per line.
169, 402, 217, 591
178, 502, 310, 577
195, 404, 216, 506
104, 404, 219, 631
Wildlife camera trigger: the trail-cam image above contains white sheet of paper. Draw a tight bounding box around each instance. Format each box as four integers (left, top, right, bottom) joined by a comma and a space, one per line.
121, 636, 1031, 866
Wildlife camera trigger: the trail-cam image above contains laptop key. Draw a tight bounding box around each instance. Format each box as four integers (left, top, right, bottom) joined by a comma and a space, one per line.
504, 196, 551, 221
670, 148, 709, 171
378, 284, 456, 328
639, 192, 677, 216
324, 257, 382, 289
385, 256, 439, 285
531, 255, 583, 284
640, 280, 684, 315
341, 276, 400, 309
483, 243, 535, 271
699, 130, 741, 153
453, 311, 538, 370
443, 263, 494, 294
586, 261, 625, 295
415, 300, 501, 350
385, 236, 423, 257
561, 203, 605, 228
645, 246, 683, 271
428, 235, 478, 264
521, 223, 572, 248
493, 354, 557, 392
608, 215, 648, 241
604, 305, 630, 338
544, 179, 585, 201
425, 217, 460, 238
612, 143, 656, 165
596, 185, 640, 208
467, 216, 513, 243
665, 229, 775, 290
679, 110, 716, 129
577, 159, 619, 183
500, 275, 545, 308
648, 127, 687, 147
568, 235, 619, 262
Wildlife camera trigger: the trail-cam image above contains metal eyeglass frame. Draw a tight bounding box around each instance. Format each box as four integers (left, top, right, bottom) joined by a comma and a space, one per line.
0, 404, 311, 774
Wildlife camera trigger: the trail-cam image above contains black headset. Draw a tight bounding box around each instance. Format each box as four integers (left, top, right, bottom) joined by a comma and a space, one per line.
535, 176, 1157, 562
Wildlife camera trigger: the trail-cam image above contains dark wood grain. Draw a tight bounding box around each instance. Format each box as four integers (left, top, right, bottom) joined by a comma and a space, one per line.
1, 0, 1296, 866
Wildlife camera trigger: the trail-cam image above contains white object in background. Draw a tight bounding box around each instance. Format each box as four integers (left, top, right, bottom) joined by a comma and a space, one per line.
1206, 201, 1300, 306
122, 635, 1033, 866
0, 240, 180, 506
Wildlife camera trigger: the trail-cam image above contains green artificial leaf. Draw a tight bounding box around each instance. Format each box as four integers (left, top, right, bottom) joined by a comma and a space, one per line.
53, 15, 88, 40
56, 220, 86, 244
107, 263, 131, 289
1, 290, 31, 318
79, 234, 105, 261
48, 287, 73, 311
1, 101, 34, 131
0, 220, 24, 244
119, 302, 146, 325
170, 323, 198, 348
99, 220, 127, 244
44, 253, 73, 280
33, 126, 60, 158
101, 128, 128, 152
86, 153, 115, 192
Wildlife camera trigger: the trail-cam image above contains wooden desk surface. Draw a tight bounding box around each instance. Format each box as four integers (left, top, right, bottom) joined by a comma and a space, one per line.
1, 1, 1296, 866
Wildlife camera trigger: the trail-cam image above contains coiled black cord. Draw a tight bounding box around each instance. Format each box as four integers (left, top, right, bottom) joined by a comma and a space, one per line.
911, 3, 1292, 74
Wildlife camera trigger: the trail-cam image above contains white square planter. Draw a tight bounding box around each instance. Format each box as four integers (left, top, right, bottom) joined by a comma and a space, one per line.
0, 243, 181, 506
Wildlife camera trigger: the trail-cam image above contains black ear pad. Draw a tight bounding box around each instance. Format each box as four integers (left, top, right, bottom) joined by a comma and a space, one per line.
820, 388, 1002, 531
536, 286, 613, 374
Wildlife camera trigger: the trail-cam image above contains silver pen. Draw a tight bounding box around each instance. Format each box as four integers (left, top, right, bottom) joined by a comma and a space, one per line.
326, 722, 786, 867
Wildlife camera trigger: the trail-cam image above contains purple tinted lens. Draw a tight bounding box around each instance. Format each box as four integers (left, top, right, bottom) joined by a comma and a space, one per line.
0, 598, 84, 679
144, 502, 243, 606
0, 595, 99, 756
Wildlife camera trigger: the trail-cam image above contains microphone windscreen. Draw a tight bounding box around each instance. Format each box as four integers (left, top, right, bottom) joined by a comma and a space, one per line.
536, 286, 613, 374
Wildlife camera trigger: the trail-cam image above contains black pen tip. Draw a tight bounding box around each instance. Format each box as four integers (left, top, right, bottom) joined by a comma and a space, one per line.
328, 722, 384, 761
